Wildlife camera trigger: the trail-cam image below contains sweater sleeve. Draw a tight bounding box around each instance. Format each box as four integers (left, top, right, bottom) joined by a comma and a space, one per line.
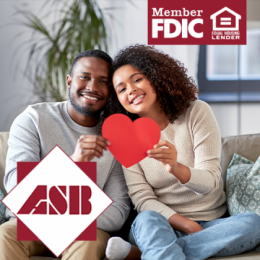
123, 163, 176, 220
180, 101, 222, 195
4, 110, 40, 193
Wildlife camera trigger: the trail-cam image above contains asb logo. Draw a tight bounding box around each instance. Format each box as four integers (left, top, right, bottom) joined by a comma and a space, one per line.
18, 185, 92, 215
2, 146, 112, 257
148, 0, 246, 45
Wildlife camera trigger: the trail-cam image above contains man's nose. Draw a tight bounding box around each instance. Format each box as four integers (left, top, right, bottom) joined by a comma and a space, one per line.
87, 79, 99, 92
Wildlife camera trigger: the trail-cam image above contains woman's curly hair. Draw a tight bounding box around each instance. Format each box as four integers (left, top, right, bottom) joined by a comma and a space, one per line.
100, 44, 199, 126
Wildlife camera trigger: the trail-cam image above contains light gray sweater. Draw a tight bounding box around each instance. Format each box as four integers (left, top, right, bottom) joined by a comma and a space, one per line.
123, 100, 227, 221
4, 101, 130, 232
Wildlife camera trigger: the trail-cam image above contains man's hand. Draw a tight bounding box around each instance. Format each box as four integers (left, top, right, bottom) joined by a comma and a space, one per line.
70, 135, 110, 162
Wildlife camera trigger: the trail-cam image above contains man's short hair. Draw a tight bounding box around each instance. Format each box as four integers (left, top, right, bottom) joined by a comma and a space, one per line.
70, 49, 113, 76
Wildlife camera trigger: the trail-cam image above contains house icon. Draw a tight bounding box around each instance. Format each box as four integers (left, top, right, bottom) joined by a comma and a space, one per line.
210, 7, 241, 31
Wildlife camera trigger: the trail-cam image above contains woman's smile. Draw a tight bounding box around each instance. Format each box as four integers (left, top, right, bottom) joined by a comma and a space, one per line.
130, 94, 146, 105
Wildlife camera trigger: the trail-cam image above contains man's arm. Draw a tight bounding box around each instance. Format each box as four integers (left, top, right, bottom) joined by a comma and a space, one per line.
97, 159, 130, 232
4, 111, 40, 192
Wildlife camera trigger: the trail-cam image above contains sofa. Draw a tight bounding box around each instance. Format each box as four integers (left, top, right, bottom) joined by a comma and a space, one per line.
1, 131, 260, 260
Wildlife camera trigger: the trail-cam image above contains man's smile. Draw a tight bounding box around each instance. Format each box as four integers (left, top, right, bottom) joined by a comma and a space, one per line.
80, 92, 103, 104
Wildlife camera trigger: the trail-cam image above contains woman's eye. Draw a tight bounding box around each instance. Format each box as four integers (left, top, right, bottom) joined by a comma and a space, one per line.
134, 78, 142, 83
119, 88, 126, 93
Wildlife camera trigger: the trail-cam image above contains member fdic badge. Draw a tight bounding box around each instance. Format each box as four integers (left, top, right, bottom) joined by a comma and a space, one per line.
148, 0, 247, 45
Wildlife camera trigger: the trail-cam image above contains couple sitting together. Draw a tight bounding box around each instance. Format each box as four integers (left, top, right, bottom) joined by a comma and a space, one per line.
1, 44, 260, 260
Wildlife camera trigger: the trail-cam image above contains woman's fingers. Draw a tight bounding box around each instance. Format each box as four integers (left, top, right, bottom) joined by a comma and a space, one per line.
147, 141, 178, 171
148, 148, 172, 155
148, 153, 173, 159
153, 140, 174, 149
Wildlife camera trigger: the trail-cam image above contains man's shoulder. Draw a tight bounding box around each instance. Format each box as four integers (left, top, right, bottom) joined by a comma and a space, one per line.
25, 101, 67, 116
12, 101, 68, 130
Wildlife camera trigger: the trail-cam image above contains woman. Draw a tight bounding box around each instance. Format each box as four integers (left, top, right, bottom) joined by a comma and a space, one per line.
102, 44, 260, 260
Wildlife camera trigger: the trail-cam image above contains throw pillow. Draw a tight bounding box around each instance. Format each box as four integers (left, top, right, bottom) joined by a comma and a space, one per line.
226, 153, 260, 216
0, 188, 6, 225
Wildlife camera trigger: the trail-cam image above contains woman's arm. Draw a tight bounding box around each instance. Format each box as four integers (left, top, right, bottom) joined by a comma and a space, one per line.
168, 214, 203, 234
148, 100, 222, 195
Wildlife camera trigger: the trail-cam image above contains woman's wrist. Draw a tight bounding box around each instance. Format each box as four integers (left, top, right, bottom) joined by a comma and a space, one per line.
168, 214, 203, 234
170, 163, 191, 184
168, 214, 192, 233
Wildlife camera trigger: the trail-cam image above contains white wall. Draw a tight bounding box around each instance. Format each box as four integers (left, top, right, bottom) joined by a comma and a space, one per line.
0, 1, 55, 131
0, 0, 259, 138
209, 103, 260, 137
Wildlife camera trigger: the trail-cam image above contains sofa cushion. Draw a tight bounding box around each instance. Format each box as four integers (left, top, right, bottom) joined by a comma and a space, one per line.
226, 153, 260, 216
221, 133, 260, 191
0, 188, 6, 224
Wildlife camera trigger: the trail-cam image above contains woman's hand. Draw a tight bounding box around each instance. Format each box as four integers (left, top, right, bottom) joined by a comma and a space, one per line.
168, 214, 203, 235
147, 140, 178, 173
147, 140, 191, 184
184, 220, 204, 234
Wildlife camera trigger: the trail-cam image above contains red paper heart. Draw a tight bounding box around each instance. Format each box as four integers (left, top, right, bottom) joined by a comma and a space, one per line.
102, 114, 161, 168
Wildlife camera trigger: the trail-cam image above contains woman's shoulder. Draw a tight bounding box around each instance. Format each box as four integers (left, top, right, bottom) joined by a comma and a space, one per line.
176, 100, 212, 120
174, 100, 215, 129
189, 99, 211, 112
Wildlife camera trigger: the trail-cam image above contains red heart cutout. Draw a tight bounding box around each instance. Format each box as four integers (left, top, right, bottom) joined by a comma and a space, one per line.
102, 114, 161, 168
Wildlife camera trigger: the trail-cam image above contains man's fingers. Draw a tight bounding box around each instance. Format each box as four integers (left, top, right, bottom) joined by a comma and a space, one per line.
79, 135, 110, 145
78, 135, 109, 150
77, 142, 104, 156
78, 147, 103, 159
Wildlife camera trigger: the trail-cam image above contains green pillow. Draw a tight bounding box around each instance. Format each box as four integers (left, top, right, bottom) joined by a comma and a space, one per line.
226, 153, 260, 216
0, 188, 6, 225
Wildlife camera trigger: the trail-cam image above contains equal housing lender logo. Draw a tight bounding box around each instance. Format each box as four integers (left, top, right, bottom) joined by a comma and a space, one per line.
148, 0, 246, 45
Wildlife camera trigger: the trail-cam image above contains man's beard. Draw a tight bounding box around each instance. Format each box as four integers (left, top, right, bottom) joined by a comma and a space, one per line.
68, 86, 102, 117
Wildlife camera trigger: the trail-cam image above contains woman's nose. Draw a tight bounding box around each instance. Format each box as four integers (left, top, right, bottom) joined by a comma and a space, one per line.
127, 84, 137, 95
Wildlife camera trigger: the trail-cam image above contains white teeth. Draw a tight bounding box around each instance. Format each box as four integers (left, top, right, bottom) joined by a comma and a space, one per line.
82, 95, 98, 100
133, 95, 144, 104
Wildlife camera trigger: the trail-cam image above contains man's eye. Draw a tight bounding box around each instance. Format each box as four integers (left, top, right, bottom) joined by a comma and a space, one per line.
79, 76, 88, 80
100, 80, 109, 84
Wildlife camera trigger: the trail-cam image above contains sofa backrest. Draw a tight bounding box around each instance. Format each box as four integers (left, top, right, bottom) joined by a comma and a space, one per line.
220, 133, 260, 190
0, 132, 9, 196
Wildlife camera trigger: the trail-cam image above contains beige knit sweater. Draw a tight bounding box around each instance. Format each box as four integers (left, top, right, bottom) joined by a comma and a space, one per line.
123, 100, 227, 221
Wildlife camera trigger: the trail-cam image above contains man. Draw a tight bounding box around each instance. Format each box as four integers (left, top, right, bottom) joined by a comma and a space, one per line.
0, 50, 130, 260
